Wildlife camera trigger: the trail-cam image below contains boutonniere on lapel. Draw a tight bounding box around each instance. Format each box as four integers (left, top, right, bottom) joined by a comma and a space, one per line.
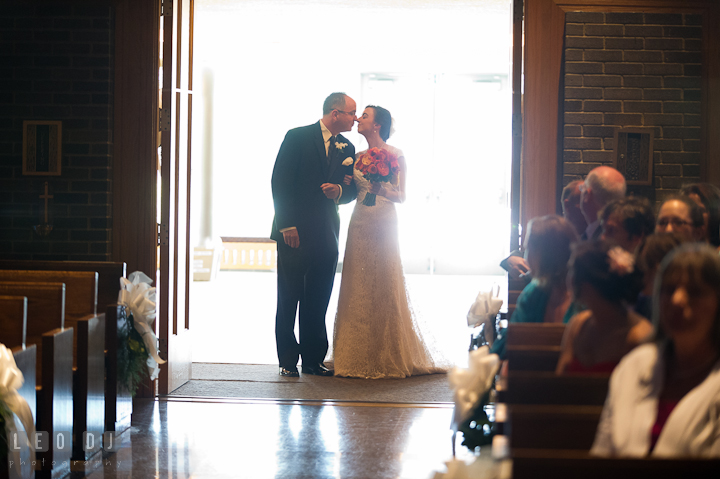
335, 141, 348, 151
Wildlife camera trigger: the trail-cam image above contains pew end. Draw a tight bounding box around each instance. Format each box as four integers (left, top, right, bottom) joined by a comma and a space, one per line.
104, 304, 133, 438
36, 328, 73, 479
72, 313, 106, 463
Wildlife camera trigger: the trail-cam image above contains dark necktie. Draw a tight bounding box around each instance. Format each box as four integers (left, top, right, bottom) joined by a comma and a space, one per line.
327, 136, 336, 164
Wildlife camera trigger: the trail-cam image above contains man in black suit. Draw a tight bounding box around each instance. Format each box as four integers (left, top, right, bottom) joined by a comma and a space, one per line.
270, 92, 358, 377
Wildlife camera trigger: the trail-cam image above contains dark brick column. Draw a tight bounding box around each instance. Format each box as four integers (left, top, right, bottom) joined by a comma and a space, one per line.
0, 3, 114, 260
563, 12, 702, 203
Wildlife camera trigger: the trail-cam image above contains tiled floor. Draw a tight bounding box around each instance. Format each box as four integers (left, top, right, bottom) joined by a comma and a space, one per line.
90, 398, 490, 479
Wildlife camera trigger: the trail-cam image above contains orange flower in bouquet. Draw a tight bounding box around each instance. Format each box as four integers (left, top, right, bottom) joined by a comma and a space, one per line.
355, 147, 399, 206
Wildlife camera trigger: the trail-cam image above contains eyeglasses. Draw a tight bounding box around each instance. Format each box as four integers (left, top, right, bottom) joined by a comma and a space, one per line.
334, 109, 356, 117
657, 218, 692, 228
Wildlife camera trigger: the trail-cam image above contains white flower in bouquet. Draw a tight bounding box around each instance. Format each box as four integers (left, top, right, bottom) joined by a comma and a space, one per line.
342, 157, 353, 166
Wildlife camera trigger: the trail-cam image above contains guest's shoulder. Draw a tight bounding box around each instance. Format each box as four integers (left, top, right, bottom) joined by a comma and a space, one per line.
613, 342, 659, 378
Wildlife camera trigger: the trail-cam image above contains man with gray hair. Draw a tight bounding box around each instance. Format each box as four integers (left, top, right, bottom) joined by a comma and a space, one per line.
579, 165, 627, 240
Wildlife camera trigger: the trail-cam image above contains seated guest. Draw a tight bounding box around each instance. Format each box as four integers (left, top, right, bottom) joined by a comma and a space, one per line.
681, 183, 720, 248
563, 179, 589, 236
580, 166, 627, 241
600, 196, 655, 254
655, 195, 705, 242
635, 233, 684, 320
491, 215, 578, 358
592, 243, 720, 457
556, 240, 652, 375
500, 180, 589, 282
511, 215, 578, 324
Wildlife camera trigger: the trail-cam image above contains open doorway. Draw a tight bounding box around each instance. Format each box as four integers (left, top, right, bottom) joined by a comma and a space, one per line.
187, 0, 513, 374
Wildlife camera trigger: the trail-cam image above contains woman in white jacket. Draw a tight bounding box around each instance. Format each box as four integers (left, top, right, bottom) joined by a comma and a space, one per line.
591, 242, 720, 457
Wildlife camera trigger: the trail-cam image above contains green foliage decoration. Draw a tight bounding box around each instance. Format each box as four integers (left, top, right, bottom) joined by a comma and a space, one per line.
116, 313, 150, 397
0, 400, 12, 465
457, 387, 496, 452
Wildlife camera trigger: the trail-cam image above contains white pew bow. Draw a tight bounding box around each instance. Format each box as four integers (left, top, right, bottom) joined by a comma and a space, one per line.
0, 344, 36, 469
449, 346, 500, 429
118, 271, 166, 380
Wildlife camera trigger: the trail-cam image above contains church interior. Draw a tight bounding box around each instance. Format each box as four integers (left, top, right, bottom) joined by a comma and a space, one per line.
1, 0, 720, 478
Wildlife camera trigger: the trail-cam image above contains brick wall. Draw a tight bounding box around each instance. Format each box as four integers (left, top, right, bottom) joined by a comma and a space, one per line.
0, 3, 114, 260
563, 12, 702, 202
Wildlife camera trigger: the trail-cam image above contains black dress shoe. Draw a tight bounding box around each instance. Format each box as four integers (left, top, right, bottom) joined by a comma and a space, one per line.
301, 364, 334, 376
279, 366, 299, 377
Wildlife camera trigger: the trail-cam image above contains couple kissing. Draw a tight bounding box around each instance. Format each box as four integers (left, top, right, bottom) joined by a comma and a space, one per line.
270, 92, 447, 379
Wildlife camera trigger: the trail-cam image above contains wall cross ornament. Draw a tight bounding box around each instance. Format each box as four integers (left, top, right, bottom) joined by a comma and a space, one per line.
34, 181, 53, 236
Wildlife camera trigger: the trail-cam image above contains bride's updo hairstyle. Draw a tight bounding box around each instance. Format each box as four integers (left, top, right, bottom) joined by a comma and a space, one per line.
368, 105, 392, 141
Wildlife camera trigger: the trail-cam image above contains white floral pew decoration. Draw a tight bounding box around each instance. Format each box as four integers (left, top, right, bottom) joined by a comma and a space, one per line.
117, 271, 166, 394
0, 344, 36, 472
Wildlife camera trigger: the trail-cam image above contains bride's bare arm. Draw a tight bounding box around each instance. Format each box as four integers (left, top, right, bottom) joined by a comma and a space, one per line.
373, 155, 407, 203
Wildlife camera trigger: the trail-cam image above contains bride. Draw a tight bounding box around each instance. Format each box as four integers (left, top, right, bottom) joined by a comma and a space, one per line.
332, 105, 448, 379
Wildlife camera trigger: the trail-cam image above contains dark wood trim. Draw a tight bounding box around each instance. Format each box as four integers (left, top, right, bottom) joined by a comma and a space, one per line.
510, 0, 524, 251
554, 0, 712, 11
112, 0, 160, 275
522, 0, 566, 227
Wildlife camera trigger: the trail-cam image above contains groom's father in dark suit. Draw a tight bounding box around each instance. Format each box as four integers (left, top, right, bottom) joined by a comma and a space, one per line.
271, 92, 358, 377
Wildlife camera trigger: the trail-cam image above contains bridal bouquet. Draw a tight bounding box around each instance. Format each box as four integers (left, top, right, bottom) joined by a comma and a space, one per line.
355, 147, 399, 206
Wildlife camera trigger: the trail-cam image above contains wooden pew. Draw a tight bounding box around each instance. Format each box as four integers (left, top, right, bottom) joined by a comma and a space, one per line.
104, 304, 133, 440
498, 371, 609, 406
0, 282, 72, 479
0, 262, 130, 441
507, 323, 566, 347
0, 260, 126, 312
38, 327, 74, 479
0, 295, 27, 349
506, 323, 566, 372
508, 404, 603, 450
3, 345, 37, 479
512, 449, 720, 479
0, 272, 106, 468
0, 282, 65, 384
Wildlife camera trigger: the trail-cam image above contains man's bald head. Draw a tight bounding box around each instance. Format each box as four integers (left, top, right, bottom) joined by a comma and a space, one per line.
580, 166, 627, 224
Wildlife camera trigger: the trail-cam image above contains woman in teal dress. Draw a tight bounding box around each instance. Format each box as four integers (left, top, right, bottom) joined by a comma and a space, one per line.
491, 215, 579, 357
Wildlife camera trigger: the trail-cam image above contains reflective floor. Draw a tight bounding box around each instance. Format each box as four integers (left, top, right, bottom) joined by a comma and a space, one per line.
89, 398, 479, 479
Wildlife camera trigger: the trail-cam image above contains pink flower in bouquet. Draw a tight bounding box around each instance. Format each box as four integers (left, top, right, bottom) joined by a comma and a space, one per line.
355, 147, 398, 206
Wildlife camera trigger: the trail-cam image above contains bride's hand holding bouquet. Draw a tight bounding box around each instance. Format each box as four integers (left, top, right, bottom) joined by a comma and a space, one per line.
356, 147, 399, 206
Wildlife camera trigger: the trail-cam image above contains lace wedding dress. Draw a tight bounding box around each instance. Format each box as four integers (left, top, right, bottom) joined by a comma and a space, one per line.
331, 145, 449, 379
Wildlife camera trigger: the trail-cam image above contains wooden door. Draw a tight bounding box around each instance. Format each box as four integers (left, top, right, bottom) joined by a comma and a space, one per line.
158, 0, 194, 394
510, 0, 523, 252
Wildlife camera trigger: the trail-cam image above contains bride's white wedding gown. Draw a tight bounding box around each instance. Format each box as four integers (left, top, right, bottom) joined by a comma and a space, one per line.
332, 145, 449, 379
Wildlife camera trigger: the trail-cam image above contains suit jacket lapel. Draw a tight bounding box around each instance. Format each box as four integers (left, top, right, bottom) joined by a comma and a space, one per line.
313, 122, 329, 177
327, 134, 343, 180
